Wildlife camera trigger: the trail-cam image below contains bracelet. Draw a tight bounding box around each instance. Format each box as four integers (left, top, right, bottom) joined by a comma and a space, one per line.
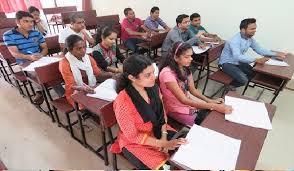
162, 131, 168, 134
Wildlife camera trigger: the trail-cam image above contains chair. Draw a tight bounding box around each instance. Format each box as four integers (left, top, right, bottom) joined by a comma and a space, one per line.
43, 6, 77, 34
203, 70, 233, 97
100, 102, 136, 170
0, 44, 34, 99
137, 32, 168, 59
0, 18, 17, 83
45, 35, 61, 55
34, 62, 76, 135
196, 42, 225, 93
0, 12, 6, 18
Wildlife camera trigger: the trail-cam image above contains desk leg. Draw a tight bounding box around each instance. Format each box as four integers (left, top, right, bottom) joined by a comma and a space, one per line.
41, 89, 55, 122
270, 80, 286, 104
202, 56, 210, 94
101, 129, 109, 165
74, 102, 88, 147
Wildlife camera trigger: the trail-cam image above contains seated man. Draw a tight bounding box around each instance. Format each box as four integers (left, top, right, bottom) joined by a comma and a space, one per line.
189, 13, 220, 42
121, 8, 150, 54
3, 11, 64, 104
28, 6, 49, 36
161, 14, 204, 58
219, 18, 287, 89
144, 6, 170, 32
58, 13, 95, 51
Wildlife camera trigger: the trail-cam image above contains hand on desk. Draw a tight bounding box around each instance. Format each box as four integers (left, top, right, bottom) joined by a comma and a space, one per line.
214, 104, 233, 114
275, 52, 287, 60
198, 43, 207, 50
29, 54, 42, 61
255, 57, 269, 64
208, 98, 224, 104
159, 138, 188, 150
82, 83, 95, 94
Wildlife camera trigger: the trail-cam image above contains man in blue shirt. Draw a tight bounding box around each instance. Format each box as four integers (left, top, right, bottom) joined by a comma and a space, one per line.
144, 6, 170, 32
3, 11, 48, 64
219, 18, 286, 89
3, 11, 64, 104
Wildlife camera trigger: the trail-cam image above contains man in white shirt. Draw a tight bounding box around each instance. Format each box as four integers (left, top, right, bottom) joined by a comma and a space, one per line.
58, 13, 95, 51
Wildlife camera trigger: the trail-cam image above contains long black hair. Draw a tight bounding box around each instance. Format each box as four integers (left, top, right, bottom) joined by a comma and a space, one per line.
64, 34, 84, 54
116, 54, 153, 93
159, 42, 192, 82
95, 25, 117, 45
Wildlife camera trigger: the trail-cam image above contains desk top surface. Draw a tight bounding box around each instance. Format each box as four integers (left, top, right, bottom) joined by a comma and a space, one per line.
254, 54, 294, 80
170, 91, 276, 170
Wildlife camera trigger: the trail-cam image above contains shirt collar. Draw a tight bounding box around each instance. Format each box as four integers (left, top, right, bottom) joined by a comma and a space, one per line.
12, 26, 34, 35
175, 26, 186, 33
240, 32, 250, 40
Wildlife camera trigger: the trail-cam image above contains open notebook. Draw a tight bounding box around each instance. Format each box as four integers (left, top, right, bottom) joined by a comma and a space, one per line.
87, 79, 118, 101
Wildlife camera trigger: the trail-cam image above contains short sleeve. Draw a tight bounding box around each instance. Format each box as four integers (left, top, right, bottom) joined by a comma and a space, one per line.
159, 68, 177, 83
38, 32, 45, 44
3, 32, 16, 46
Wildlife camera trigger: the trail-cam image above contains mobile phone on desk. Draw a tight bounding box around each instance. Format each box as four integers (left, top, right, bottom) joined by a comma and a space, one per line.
171, 127, 189, 140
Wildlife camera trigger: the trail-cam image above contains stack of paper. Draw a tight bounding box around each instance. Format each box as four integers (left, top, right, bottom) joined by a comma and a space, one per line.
265, 59, 289, 66
225, 96, 272, 130
22, 57, 61, 72
87, 79, 117, 101
192, 45, 210, 54
172, 124, 241, 169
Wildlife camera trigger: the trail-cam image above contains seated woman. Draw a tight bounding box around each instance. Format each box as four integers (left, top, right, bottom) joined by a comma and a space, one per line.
110, 55, 187, 169
92, 26, 125, 73
159, 42, 232, 126
59, 34, 101, 107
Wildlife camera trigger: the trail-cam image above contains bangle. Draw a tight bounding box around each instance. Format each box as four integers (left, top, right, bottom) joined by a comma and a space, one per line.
162, 131, 168, 135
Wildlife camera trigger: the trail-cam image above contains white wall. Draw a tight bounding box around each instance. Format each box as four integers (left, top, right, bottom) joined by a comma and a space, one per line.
92, 0, 294, 77
92, 0, 293, 52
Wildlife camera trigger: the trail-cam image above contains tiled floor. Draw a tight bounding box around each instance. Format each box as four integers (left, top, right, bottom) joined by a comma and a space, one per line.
0, 73, 293, 169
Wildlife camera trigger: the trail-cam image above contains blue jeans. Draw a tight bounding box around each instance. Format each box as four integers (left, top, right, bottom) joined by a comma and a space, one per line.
220, 62, 253, 87
123, 38, 144, 54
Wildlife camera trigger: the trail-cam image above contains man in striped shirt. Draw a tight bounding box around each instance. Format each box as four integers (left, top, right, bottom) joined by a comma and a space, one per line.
3, 11, 48, 64
3, 11, 49, 104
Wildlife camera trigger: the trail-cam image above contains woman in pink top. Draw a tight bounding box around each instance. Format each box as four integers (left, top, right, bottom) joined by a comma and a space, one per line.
159, 42, 232, 126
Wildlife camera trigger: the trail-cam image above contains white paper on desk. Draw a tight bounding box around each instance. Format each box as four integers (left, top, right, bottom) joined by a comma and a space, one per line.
152, 63, 159, 77
172, 124, 241, 169
87, 79, 117, 101
265, 59, 289, 67
225, 96, 272, 130
86, 47, 93, 54
22, 57, 61, 72
192, 45, 210, 54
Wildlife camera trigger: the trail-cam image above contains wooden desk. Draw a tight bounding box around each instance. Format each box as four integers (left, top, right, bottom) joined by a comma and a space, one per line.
243, 54, 294, 103
169, 91, 276, 170
71, 91, 111, 165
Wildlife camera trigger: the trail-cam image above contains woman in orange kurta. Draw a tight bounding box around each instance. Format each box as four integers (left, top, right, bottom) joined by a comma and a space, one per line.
110, 55, 187, 169
59, 34, 101, 107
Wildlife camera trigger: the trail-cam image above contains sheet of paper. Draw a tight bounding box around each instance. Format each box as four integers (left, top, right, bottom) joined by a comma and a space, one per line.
172, 124, 241, 169
86, 47, 93, 54
192, 45, 210, 54
87, 79, 118, 101
225, 96, 272, 130
22, 57, 61, 72
152, 63, 159, 77
265, 59, 289, 66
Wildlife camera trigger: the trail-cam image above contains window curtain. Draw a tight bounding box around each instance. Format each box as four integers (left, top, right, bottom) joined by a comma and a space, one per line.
0, 0, 42, 13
